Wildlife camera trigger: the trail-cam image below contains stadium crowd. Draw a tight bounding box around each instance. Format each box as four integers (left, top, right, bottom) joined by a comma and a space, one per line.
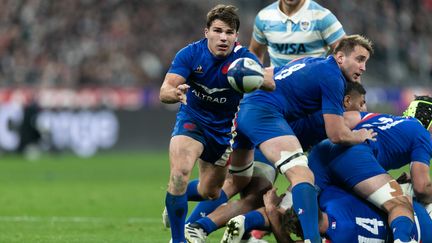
0, 0, 431, 88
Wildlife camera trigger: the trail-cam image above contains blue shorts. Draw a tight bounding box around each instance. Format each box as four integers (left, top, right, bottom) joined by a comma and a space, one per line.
172, 111, 233, 166
289, 111, 326, 151
413, 201, 432, 242
309, 140, 386, 190
234, 103, 294, 149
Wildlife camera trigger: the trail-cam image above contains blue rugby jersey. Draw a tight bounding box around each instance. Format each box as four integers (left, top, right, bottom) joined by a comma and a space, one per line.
320, 186, 431, 242
355, 113, 432, 170
253, 0, 345, 66
168, 39, 260, 135
289, 111, 327, 150
242, 56, 345, 122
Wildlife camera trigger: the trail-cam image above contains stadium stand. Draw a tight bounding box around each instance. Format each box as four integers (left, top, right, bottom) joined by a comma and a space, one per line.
0, 0, 430, 88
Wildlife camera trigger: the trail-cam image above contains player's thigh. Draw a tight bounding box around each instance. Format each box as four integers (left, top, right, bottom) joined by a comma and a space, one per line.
236, 103, 293, 149
229, 147, 254, 167
197, 159, 228, 198
196, 131, 237, 198
329, 144, 387, 191
259, 135, 302, 163
169, 135, 203, 175
353, 173, 395, 198
170, 113, 205, 170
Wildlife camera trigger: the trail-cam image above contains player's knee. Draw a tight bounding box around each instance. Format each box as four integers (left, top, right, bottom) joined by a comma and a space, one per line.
200, 188, 221, 200
382, 196, 413, 216
412, 182, 432, 202
286, 166, 314, 186
169, 169, 191, 192
367, 180, 411, 211
171, 167, 192, 180
229, 161, 254, 177
275, 149, 308, 174
169, 174, 188, 194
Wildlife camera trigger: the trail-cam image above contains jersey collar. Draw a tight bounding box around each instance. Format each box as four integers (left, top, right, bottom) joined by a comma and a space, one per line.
278, 0, 310, 24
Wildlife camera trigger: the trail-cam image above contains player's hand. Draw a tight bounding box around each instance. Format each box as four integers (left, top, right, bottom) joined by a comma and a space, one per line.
354, 128, 377, 142
176, 84, 189, 105
263, 187, 282, 210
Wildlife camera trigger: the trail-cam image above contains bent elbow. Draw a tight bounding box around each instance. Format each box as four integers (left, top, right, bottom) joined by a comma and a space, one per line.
328, 134, 344, 144
260, 80, 275, 91
269, 82, 276, 91
159, 92, 166, 103
414, 190, 430, 203
159, 89, 172, 104
159, 94, 167, 103
413, 183, 432, 204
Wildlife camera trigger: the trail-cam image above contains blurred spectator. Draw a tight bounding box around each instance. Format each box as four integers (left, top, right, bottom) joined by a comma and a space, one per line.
0, 0, 430, 88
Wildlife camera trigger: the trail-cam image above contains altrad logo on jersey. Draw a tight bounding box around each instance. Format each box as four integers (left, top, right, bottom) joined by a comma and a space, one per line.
191, 83, 228, 104
192, 89, 227, 104
195, 83, 229, 94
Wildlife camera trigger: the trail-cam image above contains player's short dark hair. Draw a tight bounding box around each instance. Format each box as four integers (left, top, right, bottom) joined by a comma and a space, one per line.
206, 4, 240, 32
345, 81, 366, 96
282, 208, 304, 239
282, 207, 323, 239
403, 95, 432, 130
333, 34, 374, 56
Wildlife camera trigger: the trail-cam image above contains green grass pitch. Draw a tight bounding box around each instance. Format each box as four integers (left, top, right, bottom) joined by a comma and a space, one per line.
0, 151, 417, 242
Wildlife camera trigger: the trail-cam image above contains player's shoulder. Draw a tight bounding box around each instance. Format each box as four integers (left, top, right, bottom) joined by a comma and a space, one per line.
231, 43, 261, 62
405, 117, 431, 134
232, 42, 248, 54
176, 39, 211, 63
307, 0, 337, 23
274, 56, 330, 76
183, 38, 206, 52
256, 1, 279, 20
307, 0, 332, 13
305, 56, 340, 74
259, 1, 279, 13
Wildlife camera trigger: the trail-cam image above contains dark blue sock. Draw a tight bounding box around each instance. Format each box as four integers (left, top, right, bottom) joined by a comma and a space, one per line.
195, 217, 218, 234
244, 210, 265, 232
186, 189, 228, 223
186, 179, 204, 201
165, 192, 188, 243
292, 182, 321, 243
390, 215, 414, 242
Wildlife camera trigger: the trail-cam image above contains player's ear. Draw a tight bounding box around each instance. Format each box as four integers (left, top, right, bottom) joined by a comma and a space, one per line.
204, 28, 209, 38
344, 95, 350, 109
335, 51, 345, 65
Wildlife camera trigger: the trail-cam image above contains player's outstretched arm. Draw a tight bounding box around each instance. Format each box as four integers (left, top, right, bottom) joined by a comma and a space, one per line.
249, 37, 267, 65
324, 113, 376, 145
260, 67, 276, 91
159, 73, 189, 104
410, 162, 432, 204
343, 111, 362, 129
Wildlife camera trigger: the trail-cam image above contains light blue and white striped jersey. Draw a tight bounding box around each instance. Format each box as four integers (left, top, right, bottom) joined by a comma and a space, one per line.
253, 0, 345, 67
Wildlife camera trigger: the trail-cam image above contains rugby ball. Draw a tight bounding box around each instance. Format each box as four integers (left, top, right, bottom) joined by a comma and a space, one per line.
227, 58, 264, 93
